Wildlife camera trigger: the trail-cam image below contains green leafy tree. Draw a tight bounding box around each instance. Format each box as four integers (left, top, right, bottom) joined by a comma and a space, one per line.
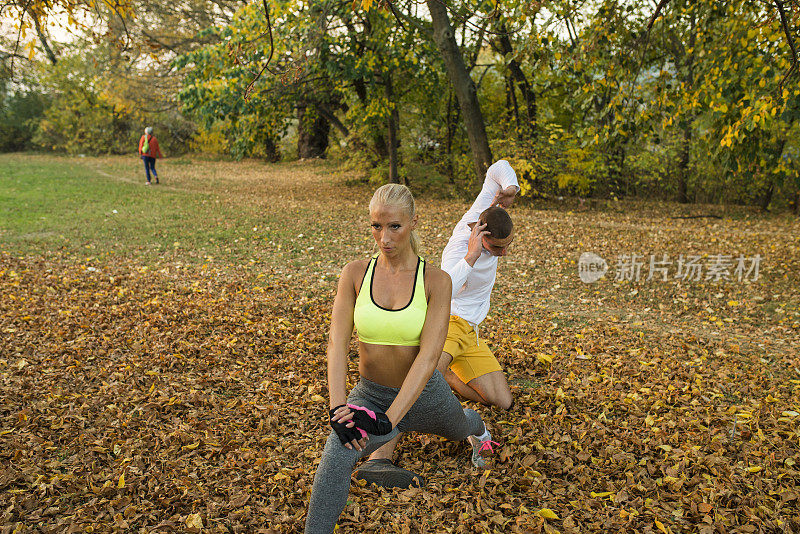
30, 49, 139, 154
0, 64, 49, 152
699, 1, 800, 209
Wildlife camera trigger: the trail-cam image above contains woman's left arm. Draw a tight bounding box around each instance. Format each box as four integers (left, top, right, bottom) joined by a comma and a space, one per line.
384, 268, 452, 426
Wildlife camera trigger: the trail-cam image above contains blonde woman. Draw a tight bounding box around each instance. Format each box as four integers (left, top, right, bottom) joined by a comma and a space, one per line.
304, 184, 497, 533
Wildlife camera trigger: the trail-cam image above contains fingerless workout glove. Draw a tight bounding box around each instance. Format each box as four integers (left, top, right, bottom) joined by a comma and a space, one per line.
328, 404, 393, 445
329, 405, 366, 445
346, 403, 393, 436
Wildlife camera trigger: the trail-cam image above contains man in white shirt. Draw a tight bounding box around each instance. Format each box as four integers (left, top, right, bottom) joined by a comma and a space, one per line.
437, 159, 517, 409
355, 160, 518, 486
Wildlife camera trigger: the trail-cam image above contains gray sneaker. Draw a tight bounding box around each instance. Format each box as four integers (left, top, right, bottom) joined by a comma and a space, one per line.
468, 433, 499, 469
354, 459, 425, 489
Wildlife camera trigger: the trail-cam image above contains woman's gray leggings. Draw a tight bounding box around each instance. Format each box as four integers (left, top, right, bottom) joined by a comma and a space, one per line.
304, 370, 485, 533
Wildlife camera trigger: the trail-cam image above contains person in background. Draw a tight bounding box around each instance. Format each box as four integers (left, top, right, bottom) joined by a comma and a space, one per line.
138, 126, 163, 185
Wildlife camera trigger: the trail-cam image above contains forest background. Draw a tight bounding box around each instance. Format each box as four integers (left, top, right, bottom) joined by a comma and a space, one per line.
1, 0, 799, 210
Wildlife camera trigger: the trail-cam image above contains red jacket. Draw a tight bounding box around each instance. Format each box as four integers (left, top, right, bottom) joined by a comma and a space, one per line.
138, 135, 163, 158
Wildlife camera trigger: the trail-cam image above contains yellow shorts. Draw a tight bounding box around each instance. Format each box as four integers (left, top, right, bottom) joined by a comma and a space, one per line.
442, 315, 501, 383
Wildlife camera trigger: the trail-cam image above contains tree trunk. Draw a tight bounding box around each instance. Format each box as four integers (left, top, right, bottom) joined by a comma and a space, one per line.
263, 137, 279, 163
316, 104, 349, 138
794, 190, 800, 216
494, 27, 536, 137
760, 178, 775, 211
677, 124, 691, 203
444, 92, 457, 183
761, 137, 788, 210
506, 76, 520, 134
608, 146, 626, 197
385, 75, 400, 184
426, 0, 492, 181
297, 103, 329, 159
674, 7, 695, 204
353, 78, 388, 160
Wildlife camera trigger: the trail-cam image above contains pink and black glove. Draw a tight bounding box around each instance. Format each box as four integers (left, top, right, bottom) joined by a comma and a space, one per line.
329, 405, 365, 445
329, 404, 393, 445
345, 403, 393, 436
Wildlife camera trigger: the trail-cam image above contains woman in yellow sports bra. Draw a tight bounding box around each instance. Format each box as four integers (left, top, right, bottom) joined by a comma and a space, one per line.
304, 184, 495, 533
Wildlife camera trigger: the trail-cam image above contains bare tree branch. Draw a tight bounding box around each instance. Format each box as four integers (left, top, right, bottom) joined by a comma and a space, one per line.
384, 0, 407, 32
244, 0, 277, 101
647, 0, 671, 31
24, 5, 58, 65
774, 0, 800, 91
9, 0, 34, 74
467, 16, 489, 72
0, 50, 30, 62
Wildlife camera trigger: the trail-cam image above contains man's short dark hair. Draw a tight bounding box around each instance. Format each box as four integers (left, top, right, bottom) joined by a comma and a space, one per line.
479, 206, 513, 239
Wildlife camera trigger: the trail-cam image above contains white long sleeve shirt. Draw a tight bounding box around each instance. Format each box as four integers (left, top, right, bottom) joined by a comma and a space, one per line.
441, 160, 520, 327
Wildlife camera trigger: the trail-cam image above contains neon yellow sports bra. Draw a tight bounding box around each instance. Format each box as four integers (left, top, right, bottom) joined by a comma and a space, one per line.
353, 255, 427, 346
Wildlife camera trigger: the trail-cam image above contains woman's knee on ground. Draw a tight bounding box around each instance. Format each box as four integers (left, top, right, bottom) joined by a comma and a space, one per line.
478, 388, 512, 410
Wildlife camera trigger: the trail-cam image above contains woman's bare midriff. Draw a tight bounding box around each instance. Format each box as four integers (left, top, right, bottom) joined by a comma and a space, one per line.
358, 342, 421, 388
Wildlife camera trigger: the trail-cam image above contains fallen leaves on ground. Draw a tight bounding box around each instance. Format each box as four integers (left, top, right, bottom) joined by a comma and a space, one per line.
1, 156, 799, 533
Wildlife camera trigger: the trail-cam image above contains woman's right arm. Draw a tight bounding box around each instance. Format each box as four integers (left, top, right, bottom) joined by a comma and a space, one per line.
326, 261, 358, 409
327, 261, 370, 450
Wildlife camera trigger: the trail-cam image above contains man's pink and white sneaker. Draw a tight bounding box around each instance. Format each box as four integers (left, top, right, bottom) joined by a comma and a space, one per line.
468, 430, 499, 468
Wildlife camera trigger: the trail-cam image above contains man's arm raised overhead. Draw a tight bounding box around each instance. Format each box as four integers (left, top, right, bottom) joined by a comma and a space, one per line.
461, 160, 520, 226
441, 160, 520, 299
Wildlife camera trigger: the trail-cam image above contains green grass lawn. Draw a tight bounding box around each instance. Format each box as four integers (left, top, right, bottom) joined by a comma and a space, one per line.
0, 154, 354, 270
1, 154, 262, 261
